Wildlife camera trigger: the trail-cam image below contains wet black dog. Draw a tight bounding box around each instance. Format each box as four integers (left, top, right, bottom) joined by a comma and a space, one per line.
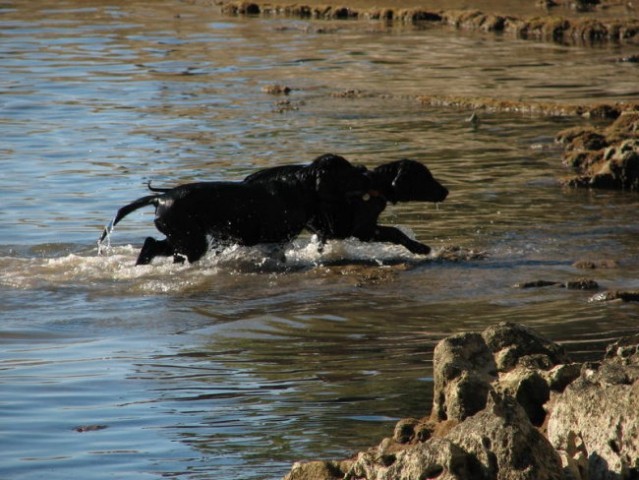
245, 159, 448, 255
99, 154, 369, 265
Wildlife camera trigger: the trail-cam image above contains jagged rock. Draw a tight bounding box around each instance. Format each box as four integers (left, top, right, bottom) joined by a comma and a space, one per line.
605, 334, 639, 361
282, 325, 639, 480
432, 332, 496, 421
284, 459, 348, 480
559, 112, 639, 190
432, 323, 572, 427
547, 334, 639, 479
497, 367, 550, 426
557, 128, 608, 151
390, 416, 447, 447
482, 322, 570, 372
544, 363, 583, 392
446, 391, 564, 480
384, 438, 473, 480
345, 438, 472, 480
393, 418, 420, 444
343, 440, 400, 480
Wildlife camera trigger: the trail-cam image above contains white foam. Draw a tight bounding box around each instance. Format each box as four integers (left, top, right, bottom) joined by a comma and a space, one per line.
0, 236, 478, 295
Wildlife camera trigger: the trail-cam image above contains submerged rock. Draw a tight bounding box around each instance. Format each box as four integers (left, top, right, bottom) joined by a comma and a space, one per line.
588, 290, 639, 303
572, 259, 619, 269
262, 84, 292, 95
513, 280, 561, 288
513, 278, 599, 290
563, 278, 599, 290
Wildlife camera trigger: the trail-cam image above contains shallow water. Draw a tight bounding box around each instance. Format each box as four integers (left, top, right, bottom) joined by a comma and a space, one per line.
2, 1, 639, 479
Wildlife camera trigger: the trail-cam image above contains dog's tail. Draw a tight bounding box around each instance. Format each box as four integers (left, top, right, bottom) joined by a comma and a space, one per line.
145, 180, 172, 193
99, 194, 159, 244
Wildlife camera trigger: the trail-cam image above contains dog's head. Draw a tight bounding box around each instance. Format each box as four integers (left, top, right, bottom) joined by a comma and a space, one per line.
371, 159, 448, 203
300, 153, 370, 202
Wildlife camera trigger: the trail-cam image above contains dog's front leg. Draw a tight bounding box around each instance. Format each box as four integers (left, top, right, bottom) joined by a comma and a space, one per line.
372, 226, 431, 255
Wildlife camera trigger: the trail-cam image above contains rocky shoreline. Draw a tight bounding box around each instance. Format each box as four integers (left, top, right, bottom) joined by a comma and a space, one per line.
204, 0, 639, 44
283, 322, 639, 480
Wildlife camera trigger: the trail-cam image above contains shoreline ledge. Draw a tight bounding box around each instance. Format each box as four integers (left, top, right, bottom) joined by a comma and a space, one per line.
558, 111, 639, 190
202, 0, 639, 43
283, 322, 639, 480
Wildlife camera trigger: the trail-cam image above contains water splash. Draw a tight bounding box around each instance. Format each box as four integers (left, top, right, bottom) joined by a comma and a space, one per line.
0, 237, 483, 295
97, 216, 116, 256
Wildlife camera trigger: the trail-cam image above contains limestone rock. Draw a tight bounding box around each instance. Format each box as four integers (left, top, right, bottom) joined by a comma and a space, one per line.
284, 459, 348, 480
432, 323, 573, 426
432, 332, 496, 421
281, 325, 639, 480
446, 391, 564, 480
559, 112, 639, 190
482, 322, 570, 372
547, 334, 639, 479
345, 438, 472, 480
392, 418, 420, 444
497, 367, 550, 426
384, 438, 473, 480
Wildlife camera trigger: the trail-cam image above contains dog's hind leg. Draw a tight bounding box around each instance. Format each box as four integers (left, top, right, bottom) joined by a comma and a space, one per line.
177, 236, 209, 264
136, 237, 174, 265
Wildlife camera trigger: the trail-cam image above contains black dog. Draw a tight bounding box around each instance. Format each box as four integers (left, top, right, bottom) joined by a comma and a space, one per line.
245, 159, 448, 255
99, 154, 369, 265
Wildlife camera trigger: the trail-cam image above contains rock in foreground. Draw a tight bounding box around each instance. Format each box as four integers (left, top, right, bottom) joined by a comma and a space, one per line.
283, 322, 639, 480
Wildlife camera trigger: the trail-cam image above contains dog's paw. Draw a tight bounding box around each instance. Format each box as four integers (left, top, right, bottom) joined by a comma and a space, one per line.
408, 242, 431, 255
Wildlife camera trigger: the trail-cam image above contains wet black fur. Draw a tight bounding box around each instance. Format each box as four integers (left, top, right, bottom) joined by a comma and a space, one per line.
100, 154, 369, 265
245, 158, 448, 255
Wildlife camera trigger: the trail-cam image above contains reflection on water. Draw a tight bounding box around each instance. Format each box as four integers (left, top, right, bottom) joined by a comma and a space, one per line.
1, 0, 639, 479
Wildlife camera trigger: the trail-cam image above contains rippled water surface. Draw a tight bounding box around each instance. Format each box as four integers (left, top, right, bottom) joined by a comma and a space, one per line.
2, 1, 639, 479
